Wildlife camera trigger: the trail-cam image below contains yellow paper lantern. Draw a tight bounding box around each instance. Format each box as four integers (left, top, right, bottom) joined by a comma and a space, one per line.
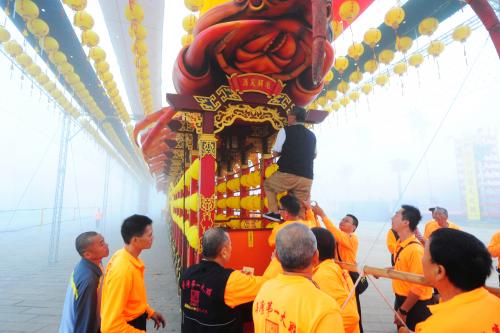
349, 91, 360, 102
384, 7, 405, 29
39, 37, 59, 53
331, 101, 341, 111
307, 101, 317, 110
427, 40, 445, 57
74, 11, 94, 31
104, 80, 116, 91
132, 40, 148, 56
26, 63, 41, 76
63, 0, 87, 11
81, 30, 99, 47
317, 96, 327, 107
326, 90, 337, 100
15, 0, 39, 21
125, 3, 145, 22
324, 70, 334, 83
43, 81, 56, 93
15, 53, 32, 67
361, 82, 373, 95
4, 40, 23, 57
186, 226, 199, 250
419, 17, 439, 36
408, 53, 424, 67
128, 24, 148, 40
36, 73, 49, 85
182, 15, 198, 33
340, 96, 350, 107
452, 25, 471, 43
339, 0, 360, 23
99, 71, 113, 82
334, 56, 349, 74
337, 80, 350, 94
396, 36, 413, 53
393, 62, 407, 76
73, 81, 85, 92
347, 43, 364, 61
65, 72, 80, 84
181, 34, 194, 47
363, 28, 381, 48
58, 62, 74, 75
376, 74, 389, 86
378, 49, 395, 65
0, 26, 10, 43
363, 59, 378, 73
27, 19, 49, 39
138, 71, 150, 81
349, 70, 363, 84
185, 0, 204, 12
89, 47, 106, 62
94, 61, 109, 74
331, 20, 343, 39
135, 56, 149, 69
49, 51, 67, 65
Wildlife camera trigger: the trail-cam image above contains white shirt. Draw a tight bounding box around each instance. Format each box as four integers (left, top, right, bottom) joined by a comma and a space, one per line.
272, 124, 317, 155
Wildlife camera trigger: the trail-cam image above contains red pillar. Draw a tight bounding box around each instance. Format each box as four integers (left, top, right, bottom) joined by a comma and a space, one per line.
197, 112, 217, 262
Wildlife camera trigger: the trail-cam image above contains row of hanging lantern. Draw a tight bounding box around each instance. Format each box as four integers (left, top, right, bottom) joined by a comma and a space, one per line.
310, 3, 473, 113
0, 21, 133, 172
181, 0, 203, 46
62, 0, 133, 131
62, 0, 146, 174
124, 1, 154, 116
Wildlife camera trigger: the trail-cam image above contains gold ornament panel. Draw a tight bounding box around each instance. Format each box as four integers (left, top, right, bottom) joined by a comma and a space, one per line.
199, 134, 217, 159
214, 104, 285, 133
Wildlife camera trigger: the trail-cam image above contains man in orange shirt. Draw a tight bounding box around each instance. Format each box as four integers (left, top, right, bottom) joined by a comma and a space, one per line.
391, 205, 434, 331
253, 223, 344, 333
400, 228, 500, 333
311, 227, 360, 333
488, 230, 500, 286
422, 207, 460, 243
101, 215, 166, 332
311, 204, 366, 332
180, 227, 267, 332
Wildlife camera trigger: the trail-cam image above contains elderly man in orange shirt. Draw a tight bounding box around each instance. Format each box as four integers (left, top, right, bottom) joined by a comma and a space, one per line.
253, 223, 344, 333
422, 207, 460, 244
488, 230, 500, 286
180, 227, 267, 332
399, 228, 500, 333
101, 215, 166, 332
391, 205, 434, 331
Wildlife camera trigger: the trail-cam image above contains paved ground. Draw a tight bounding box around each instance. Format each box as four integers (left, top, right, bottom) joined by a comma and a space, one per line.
0, 213, 498, 333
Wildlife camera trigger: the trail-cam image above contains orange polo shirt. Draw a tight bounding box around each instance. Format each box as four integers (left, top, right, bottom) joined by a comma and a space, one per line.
263, 257, 283, 278
268, 219, 313, 248
423, 220, 460, 240
415, 287, 500, 332
322, 216, 358, 264
312, 260, 360, 333
253, 274, 344, 333
101, 248, 154, 333
488, 231, 500, 268
392, 235, 433, 300
386, 229, 398, 255
224, 270, 267, 308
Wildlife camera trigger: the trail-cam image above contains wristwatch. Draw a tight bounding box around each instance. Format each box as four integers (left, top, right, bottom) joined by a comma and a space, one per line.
399, 308, 409, 316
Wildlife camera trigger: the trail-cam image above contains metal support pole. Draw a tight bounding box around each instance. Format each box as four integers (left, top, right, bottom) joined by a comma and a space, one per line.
101, 155, 111, 235
48, 115, 71, 263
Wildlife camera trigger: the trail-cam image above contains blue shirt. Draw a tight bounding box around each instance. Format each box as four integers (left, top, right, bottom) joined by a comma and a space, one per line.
59, 259, 103, 333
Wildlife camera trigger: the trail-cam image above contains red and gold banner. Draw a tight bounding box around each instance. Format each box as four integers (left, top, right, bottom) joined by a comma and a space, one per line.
228, 73, 285, 96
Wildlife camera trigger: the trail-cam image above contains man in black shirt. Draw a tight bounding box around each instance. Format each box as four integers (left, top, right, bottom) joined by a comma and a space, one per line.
263, 106, 316, 221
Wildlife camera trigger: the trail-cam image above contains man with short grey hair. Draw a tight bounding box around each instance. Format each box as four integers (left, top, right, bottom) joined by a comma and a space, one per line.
253, 223, 344, 332
180, 227, 266, 332
423, 207, 460, 243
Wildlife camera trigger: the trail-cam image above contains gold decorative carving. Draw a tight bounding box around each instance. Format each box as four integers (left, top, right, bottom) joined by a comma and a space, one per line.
199, 134, 217, 159
183, 112, 202, 134
268, 93, 293, 109
216, 85, 242, 102
194, 94, 221, 112
200, 194, 216, 224
214, 104, 285, 133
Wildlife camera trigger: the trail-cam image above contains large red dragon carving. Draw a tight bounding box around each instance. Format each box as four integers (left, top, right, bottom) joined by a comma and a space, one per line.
173, 0, 335, 107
